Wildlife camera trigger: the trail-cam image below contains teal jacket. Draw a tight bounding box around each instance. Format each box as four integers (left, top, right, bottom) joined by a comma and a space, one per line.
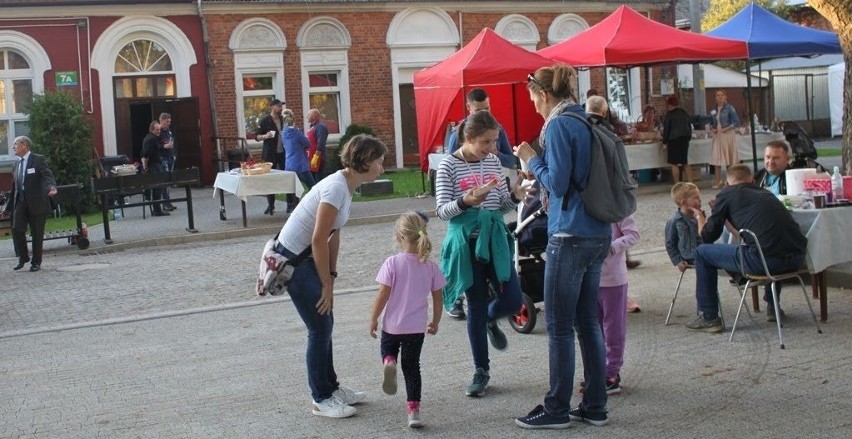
441, 208, 514, 310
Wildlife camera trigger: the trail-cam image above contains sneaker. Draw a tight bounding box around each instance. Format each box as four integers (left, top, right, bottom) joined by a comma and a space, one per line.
407, 402, 423, 429
486, 320, 508, 351
685, 315, 725, 333
446, 299, 465, 319
766, 306, 786, 323
606, 375, 622, 395
579, 374, 621, 395
515, 404, 571, 430
332, 386, 366, 405
568, 407, 609, 426
382, 358, 398, 395
311, 395, 356, 418
465, 368, 490, 397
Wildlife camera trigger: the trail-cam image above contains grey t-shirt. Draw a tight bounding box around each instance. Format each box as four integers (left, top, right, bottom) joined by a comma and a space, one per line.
278, 170, 351, 254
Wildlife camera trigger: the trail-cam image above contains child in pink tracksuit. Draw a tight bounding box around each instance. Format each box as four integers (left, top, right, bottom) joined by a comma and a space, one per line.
597, 215, 640, 394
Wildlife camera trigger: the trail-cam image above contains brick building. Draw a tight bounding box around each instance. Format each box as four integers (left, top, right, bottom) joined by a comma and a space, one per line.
1, 0, 671, 184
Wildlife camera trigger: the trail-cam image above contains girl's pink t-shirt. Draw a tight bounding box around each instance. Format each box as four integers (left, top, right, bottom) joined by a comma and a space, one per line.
376, 252, 447, 335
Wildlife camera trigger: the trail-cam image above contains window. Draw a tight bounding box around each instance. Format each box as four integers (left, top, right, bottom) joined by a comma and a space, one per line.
308, 73, 341, 135
112, 40, 176, 98
0, 49, 33, 152
242, 74, 276, 134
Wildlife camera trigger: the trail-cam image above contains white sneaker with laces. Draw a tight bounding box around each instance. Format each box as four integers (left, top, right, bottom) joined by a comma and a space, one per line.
311, 395, 356, 418
333, 386, 366, 405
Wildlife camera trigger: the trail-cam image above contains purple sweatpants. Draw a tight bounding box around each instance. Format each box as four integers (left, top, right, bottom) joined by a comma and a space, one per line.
598, 284, 628, 379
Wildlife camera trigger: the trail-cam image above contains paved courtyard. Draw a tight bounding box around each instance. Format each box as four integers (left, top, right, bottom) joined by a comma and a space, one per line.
2, 169, 851, 438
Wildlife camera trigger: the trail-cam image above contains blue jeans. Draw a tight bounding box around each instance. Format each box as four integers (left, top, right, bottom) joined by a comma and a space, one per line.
694, 243, 805, 320
543, 234, 610, 418
281, 246, 339, 402
296, 171, 316, 190
465, 239, 523, 371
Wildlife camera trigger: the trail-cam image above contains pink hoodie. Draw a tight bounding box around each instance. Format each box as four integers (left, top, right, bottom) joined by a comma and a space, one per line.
599, 215, 640, 288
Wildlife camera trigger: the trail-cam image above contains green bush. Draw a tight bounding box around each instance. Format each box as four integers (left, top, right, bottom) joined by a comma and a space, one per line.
329, 124, 378, 171
25, 91, 97, 211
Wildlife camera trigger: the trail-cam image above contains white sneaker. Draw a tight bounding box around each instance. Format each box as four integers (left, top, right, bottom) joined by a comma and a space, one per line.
408, 410, 423, 428
333, 386, 366, 405
382, 360, 398, 395
311, 395, 356, 418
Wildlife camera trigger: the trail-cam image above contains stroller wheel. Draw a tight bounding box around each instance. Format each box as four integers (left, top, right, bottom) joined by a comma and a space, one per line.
508, 293, 537, 334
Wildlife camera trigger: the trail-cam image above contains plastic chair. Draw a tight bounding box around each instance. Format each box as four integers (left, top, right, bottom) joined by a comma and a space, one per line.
728, 229, 822, 349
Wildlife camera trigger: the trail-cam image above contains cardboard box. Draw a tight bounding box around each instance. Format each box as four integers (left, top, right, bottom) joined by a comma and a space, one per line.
803, 178, 831, 194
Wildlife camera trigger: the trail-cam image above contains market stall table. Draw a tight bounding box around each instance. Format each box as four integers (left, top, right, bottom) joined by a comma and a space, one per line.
212, 169, 305, 227
624, 132, 784, 170
791, 205, 852, 321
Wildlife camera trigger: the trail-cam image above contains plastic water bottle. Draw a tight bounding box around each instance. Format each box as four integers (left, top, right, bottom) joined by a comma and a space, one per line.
113, 208, 123, 221
830, 166, 844, 202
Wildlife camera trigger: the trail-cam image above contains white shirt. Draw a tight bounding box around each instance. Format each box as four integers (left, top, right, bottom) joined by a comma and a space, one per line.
278, 170, 351, 254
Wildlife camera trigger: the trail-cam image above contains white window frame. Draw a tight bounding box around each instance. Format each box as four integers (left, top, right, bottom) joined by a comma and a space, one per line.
297, 17, 352, 146
229, 19, 286, 145
606, 67, 642, 123
0, 53, 33, 153
0, 31, 50, 154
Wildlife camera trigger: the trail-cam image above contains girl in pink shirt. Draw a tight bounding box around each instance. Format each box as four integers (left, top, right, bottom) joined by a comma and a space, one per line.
369, 211, 446, 428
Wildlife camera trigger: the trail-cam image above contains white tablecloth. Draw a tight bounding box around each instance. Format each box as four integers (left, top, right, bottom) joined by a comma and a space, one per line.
625, 133, 784, 170
430, 133, 784, 172
212, 170, 305, 202
791, 205, 852, 273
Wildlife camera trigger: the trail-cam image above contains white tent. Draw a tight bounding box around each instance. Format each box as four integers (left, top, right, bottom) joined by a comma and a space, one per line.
678, 64, 768, 88
828, 61, 844, 137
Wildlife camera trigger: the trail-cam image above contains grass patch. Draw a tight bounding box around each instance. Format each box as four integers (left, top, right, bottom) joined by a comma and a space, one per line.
353, 169, 431, 202
817, 147, 842, 157
45, 212, 106, 233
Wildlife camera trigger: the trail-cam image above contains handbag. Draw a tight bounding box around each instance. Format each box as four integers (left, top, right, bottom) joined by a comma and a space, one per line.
256, 234, 313, 296
309, 151, 321, 173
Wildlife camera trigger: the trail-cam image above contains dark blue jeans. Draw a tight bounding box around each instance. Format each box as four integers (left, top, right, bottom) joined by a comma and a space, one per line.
694, 243, 805, 320
543, 234, 610, 418
465, 239, 523, 372
281, 246, 339, 403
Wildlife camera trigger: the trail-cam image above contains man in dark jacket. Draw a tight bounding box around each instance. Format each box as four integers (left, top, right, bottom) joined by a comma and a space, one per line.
141, 120, 169, 217
256, 98, 284, 215
3, 136, 57, 272
686, 164, 807, 332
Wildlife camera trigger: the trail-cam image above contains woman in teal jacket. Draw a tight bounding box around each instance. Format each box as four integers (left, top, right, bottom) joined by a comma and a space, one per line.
435, 110, 525, 398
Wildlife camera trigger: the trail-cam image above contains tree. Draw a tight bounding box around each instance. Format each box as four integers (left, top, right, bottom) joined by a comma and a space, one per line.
702, 0, 791, 31
808, 1, 852, 174
25, 91, 98, 210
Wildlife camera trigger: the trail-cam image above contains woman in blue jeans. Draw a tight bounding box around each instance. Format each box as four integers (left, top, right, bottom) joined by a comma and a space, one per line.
514, 64, 612, 429
276, 134, 387, 418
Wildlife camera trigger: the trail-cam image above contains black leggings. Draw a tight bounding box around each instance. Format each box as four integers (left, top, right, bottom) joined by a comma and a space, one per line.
380, 331, 425, 402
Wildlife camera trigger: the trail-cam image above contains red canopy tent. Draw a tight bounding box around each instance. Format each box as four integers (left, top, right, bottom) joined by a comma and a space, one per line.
537, 5, 748, 68
413, 28, 553, 171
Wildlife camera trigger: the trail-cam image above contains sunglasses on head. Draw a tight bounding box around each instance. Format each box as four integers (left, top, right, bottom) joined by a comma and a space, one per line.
527, 73, 547, 91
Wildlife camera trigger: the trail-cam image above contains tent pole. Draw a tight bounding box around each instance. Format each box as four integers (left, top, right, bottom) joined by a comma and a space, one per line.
746, 62, 758, 172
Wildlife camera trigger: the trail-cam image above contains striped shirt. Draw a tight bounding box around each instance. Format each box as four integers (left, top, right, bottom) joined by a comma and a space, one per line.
435, 152, 516, 221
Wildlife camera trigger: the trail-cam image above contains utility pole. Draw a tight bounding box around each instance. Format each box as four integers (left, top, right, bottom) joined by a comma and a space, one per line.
690, 0, 707, 118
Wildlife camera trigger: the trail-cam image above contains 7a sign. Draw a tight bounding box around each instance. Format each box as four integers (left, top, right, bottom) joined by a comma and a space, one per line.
55, 71, 78, 87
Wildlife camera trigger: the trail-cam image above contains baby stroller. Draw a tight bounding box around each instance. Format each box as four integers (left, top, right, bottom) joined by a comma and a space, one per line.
781, 121, 826, 172
506, 182, 548, 333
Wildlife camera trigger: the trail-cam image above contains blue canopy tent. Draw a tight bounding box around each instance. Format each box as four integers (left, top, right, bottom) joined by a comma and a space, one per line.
707, 2, 842, 170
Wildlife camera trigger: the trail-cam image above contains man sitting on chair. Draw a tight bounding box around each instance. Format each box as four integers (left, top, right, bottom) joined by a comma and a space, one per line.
686, 164, 807, 333
754, 140, 794, 196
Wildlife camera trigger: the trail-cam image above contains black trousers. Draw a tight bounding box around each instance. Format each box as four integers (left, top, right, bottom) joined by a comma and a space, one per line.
11, 198, 47, 265
380, 331, 425, 402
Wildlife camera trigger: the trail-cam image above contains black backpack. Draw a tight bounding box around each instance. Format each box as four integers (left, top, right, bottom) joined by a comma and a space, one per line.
560, 111, 637, 223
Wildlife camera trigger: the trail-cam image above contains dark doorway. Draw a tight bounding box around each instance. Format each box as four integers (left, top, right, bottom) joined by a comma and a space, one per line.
115, 98, 201, 169
399, 83, 420, 166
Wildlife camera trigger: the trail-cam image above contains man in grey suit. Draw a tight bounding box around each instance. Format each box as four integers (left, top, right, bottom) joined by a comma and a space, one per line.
3, 136, 57, 272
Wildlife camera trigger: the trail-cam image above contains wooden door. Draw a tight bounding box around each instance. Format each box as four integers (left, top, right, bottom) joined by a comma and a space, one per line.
163, 98, 201, 171
399, 84, 420, 166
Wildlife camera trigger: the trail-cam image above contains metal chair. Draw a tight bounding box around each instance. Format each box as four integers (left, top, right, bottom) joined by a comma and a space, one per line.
729, 229, 822, 349
664, 264, 693, 325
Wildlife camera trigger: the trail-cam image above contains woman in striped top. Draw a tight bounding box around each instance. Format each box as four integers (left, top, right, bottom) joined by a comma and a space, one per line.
435, 110, 526, 398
